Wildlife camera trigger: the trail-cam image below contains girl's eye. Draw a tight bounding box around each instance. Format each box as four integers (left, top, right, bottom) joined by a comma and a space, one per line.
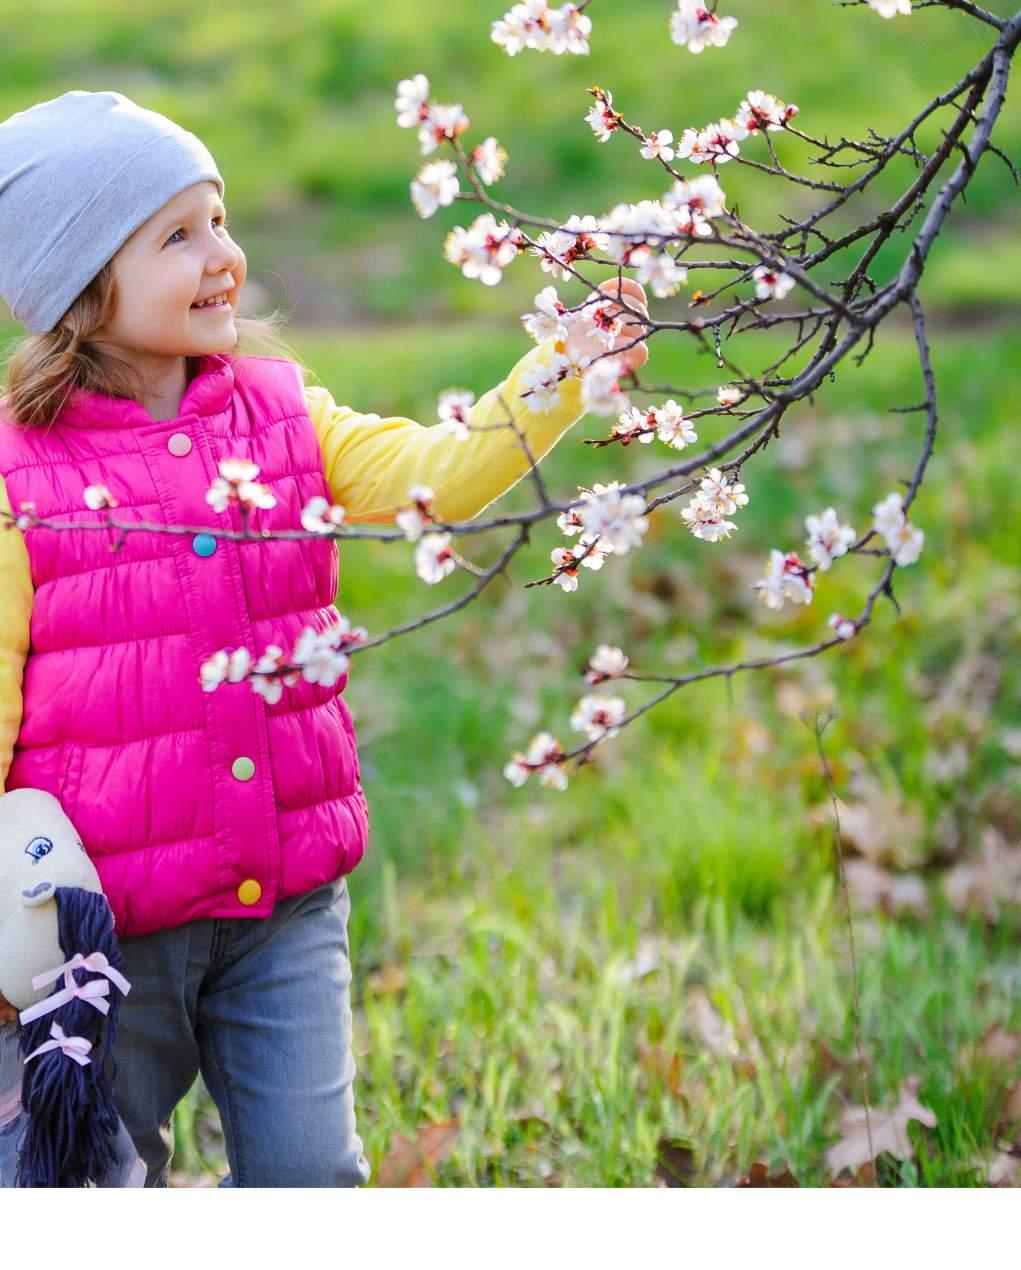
25, 836, 54, 862
165, 215, 229, 246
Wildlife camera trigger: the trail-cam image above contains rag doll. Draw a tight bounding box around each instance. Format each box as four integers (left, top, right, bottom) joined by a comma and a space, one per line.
0, 787, 144, 1187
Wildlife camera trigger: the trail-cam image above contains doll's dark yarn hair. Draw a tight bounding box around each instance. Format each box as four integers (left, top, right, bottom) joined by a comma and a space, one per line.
15, 885, 127, 1187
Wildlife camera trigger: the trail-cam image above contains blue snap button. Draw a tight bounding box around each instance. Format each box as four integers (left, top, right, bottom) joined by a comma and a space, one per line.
192, 533, 217, 557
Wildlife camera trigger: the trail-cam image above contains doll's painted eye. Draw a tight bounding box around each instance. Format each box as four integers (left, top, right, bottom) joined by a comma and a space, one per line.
25, 836, 54, 863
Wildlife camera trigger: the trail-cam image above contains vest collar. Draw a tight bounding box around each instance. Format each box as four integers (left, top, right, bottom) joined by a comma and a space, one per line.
58, 353, 235, 429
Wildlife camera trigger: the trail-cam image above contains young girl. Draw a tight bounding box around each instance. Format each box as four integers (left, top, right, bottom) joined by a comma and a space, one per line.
0, 89, 647, 1187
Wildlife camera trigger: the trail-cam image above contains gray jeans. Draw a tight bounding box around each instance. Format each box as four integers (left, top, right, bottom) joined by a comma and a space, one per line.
111, 876, 371, 1188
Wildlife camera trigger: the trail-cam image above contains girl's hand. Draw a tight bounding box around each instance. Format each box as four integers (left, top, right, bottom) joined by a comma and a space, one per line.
0, 991, 17, 1027
563, 278, 650, 377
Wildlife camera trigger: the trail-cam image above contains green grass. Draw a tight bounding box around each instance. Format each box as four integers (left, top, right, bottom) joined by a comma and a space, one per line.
162, 317, 1021, 1186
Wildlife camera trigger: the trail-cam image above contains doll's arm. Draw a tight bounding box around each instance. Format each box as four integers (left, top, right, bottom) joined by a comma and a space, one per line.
303, 333, 585, 525
0, 473, 32, 794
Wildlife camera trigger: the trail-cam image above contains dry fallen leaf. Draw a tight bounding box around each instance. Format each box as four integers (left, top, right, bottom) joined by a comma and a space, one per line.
736, 1160, 800, 1187
825, 1076, 937, 1179
655, 1135, 698, 1187
689, 990, 739, 1059
376, 1120, 460, 1187
978, 1023, 1021, 1066
638, 1039, 685, 1098
843, 859, 930, 918
367, 962, 408, 995
986, 1151, 1020, 1187
810, 770, 926, 870
943, 826, 1021, 922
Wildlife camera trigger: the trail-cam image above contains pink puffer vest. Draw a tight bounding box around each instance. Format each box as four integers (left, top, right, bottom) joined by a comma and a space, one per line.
0, 353, 369, 936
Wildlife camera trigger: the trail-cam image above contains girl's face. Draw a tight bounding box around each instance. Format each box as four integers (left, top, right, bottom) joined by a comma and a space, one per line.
93, 179, 247, 362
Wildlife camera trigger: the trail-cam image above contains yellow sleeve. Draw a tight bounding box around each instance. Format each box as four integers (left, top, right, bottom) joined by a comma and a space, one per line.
303, 333, 585, 525
0, 473, 33, 794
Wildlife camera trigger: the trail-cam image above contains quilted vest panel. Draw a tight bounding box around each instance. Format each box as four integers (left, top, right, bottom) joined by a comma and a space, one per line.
0, 353, 369, 936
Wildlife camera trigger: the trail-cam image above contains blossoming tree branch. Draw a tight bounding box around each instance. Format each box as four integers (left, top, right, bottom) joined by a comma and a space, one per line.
5, 0, 1019, 792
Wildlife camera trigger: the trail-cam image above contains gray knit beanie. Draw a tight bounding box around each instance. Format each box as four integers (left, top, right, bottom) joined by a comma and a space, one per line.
0, 89, 224, 334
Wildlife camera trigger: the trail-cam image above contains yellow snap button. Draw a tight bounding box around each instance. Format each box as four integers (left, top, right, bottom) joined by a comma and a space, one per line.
231, 756, 255, 781
237, 879, 262, 905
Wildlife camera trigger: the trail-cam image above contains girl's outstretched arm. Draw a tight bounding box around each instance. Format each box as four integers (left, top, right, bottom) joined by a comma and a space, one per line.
304, 332, 588, 526
0, 473, 32, 793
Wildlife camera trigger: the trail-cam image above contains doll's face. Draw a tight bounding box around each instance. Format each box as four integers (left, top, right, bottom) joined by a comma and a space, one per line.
91, 179, 247, 361
0, 790, 100, 927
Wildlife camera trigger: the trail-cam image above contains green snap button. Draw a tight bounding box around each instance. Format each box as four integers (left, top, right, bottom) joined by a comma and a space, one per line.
231, 756, 255, 781
192, 533, 217, 557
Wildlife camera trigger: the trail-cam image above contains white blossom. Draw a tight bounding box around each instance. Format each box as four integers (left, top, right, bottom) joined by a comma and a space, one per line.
599, 199, 678, 266
395, 74, 430, 129
396, 485, 436, 542
669, 1, 738, 54
584, 644, 630, 683
199, 646, 253, 693
417, 102, 470, 157
583, 299, 626, 349
532, 214, 609, 279
636, 251, 688, 299
415, 531, 456, 584
470, 137, 508, 185
492, 2, 592, 56
546, 3, 593, 54
752, 265, 796, 301
551, 535, 612, 591
871, 491, 924, 566
301, 495, 347, 534
700, 117, 747, 163
868, 0, 911, 17
557, 504, 585, 537
736, 91, 799, 133
522, 285, 570, 344
805, 506, 856, 571
652, 399, 698, 449
504, 730, 568, 791
290, 617, 366, 688
437, 388, 475, 440
717, 385, 742, 407
699, 467, 749, 516
249, 644, 288, 705
83, 484, 117, 510
13, 499, 37, 529
641, 130, 676, 161
828, 613, 857, 640
886, 519, 925, 566
586, 90, 621, 142
443, 213, 522, 286
520, 350, 572, 414
611, 405, 656, 446
681, 495, 737, 542
570, 692, 626, 741
206, 457, 277, 513
753, 549, 815, 610
581, 357, 628, 416
576, 480, 649, 555
681, 468, 747, 542
411, 159, 460, 218
872, 491, 907, 538
664, 174, 727, 219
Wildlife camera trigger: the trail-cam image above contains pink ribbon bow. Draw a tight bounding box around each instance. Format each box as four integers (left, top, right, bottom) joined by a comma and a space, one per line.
23, 1021, 93, 1067
17, 950, 132, 1027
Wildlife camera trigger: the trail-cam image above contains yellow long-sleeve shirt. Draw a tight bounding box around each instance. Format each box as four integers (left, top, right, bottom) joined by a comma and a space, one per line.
0, 334, 583, 792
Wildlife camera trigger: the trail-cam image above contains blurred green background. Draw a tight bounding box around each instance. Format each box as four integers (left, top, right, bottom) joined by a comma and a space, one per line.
2, 0, 1019, 1186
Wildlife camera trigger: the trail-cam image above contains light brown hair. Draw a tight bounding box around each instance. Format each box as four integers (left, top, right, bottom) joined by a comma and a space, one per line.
0, 262, 310, 430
